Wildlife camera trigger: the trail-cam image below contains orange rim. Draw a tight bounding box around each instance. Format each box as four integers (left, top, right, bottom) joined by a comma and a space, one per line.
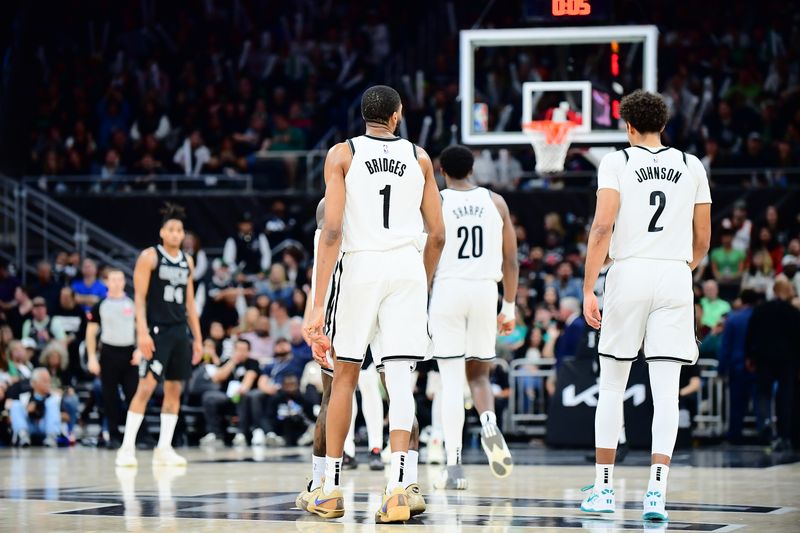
522, 120, 578, 144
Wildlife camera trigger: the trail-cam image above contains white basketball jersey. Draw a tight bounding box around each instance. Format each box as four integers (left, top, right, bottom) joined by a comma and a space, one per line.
598, 146, 712, 262
341, 135, 425, 253
436, 187, 503, 282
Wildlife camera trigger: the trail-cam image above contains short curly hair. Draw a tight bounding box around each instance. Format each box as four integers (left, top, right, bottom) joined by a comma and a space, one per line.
439, 144, 474, 179
361, 85, 401, 125
160, 202, 186, 227
619, 90, 668, 134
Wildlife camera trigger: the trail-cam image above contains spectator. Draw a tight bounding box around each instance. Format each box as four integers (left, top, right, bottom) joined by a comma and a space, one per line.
29, 260, 60, 313
5, 287, 34, 338
52, 287, 86, 376
199, 339, 260, 448
553, 297, 586, 365
240, 316, 275, 366
256, 264, 294, 308
208, 321, 234, 361
21, 297, 66, 357
202, 260, 243, 334
173, 130, 211, 176
745, 278, 800, 450
548, 261, 583, 303
288, 317, 312, 363
719, 289, 759, 443
130, 99, 170, 141
182, 232, 209, 284
8, 340, 34, 380
740, 250, 775, 298
71, 259, 107, 312
782, 255, 800, 298
752, 226, 784, 275
700, 280, 732, 330
10, 368, 64, 447
39, 341, 79, 438
247, 339, 310, 446
0, 258, 21, 321
53, 251, 78, 285
223, 213, 271, 277
256, 374, 312, 446
676, 363, 702, 449
263, 200, 297, 248
728, 201, 753, 252
710, 228, 746, 301
92, 149, 124, 192
270, 300, 292, 340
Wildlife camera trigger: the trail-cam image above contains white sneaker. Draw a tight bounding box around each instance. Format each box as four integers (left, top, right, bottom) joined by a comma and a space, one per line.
116, 447, 138, 468
480, 422, 513, 478
265, 432, 285, 447
251, 428, 266, 446
232, 433, 247, 447
199, 433, 218, 447
642, 490, 668, 521
153, 447, 187, 467
579, 484, 615, 514
427, 436, 444, 465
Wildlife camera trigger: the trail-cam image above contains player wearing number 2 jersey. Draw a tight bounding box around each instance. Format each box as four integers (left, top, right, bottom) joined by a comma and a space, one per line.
580, 90, 712, 521
116, 203, 203, 468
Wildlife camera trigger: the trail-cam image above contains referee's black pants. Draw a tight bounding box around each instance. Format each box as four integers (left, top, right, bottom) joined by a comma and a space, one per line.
100, 344, 139, 441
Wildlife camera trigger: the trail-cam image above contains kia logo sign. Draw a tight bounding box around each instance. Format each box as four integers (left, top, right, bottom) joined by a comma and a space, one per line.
561, 383, 647, 407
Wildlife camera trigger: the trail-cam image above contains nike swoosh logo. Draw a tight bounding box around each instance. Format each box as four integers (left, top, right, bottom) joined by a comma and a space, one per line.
314, 497, 338, 506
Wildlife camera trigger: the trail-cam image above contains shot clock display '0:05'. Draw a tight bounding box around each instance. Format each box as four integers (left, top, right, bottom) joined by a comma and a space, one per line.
552, 0, 591, 17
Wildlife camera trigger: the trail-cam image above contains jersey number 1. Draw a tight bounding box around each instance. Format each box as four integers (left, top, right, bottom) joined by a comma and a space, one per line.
648, 191, 666, 232
379, 185, 391, 228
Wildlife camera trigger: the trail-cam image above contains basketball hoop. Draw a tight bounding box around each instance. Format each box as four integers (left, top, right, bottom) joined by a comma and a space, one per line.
523, 120, 578, 173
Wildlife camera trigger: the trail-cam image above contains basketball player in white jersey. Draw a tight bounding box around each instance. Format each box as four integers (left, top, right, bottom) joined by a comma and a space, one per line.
580, 90, 711, 520
429, 145, 519, 489
296, 200, 426, 518
305, 85, 445, 523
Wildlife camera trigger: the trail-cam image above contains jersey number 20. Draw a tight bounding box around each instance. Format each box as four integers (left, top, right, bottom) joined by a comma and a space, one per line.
457, 226, 483, 259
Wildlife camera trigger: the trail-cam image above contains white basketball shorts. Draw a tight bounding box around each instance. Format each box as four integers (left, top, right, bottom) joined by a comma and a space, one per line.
326, 245, 431, 367
429, 277, 498, 361
598, 257, 698, 364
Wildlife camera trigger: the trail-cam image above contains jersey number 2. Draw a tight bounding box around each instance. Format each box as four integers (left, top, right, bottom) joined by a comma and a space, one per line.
379, 185, 391, 228
457, 226, 483, 259
648, 191, 666, 232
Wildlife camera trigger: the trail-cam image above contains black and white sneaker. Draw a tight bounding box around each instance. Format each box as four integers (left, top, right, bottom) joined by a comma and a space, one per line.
368, 448, 384, 470
342, 453, 358, 470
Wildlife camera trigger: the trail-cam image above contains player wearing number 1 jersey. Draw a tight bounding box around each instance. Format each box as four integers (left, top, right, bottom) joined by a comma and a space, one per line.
580, 90, 712, 521
305, 85, 445, 523
116, 203, 203, 468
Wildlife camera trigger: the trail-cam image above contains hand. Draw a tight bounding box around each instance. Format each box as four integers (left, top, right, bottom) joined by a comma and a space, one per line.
311, 335, 332, 369
497, 313, 514, 336
131, 349, 143, 366
192, 340, 203, 365
87, 357, 100, 376
137, 332, 155, 360
583, 292, 601, 330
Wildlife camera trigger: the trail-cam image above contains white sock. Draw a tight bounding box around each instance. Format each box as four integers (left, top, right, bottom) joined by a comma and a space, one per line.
387, 451, 407, 493
311, 455, 326, 490
120, 411, 144, 451
438, 358, 465, 467
405, 450, 419, 486
157, 413, 178, 449
344, 393, 357, 457
480, 410, 497, 427
323, 456, 342, 493
595, 463, 614, 489
648, 464, 669, 494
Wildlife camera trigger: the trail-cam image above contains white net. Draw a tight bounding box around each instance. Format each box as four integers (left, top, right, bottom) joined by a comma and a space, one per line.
525, 124, 575, 173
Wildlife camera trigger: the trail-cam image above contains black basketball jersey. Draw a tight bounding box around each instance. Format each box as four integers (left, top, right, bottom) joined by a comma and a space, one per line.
147, 245, 191, 326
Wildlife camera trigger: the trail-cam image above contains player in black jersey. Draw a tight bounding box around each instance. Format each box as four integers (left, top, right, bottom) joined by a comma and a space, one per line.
116, 203, 203, 468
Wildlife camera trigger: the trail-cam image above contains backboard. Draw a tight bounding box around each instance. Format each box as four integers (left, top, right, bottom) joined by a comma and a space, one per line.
459, 25, 658, 146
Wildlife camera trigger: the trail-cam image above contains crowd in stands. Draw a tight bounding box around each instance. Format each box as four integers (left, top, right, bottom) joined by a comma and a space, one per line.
26, 1, 422, 190
2, 194, 798, 449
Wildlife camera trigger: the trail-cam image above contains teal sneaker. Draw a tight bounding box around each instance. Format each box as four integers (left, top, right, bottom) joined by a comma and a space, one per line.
579, 484, 615, 514
642, 490, 668, 521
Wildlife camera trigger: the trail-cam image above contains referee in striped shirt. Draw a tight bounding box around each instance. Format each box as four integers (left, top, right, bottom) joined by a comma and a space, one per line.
86, 269, 140, 449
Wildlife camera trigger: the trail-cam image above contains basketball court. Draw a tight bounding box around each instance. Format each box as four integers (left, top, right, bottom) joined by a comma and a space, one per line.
1, 446, 797, 531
